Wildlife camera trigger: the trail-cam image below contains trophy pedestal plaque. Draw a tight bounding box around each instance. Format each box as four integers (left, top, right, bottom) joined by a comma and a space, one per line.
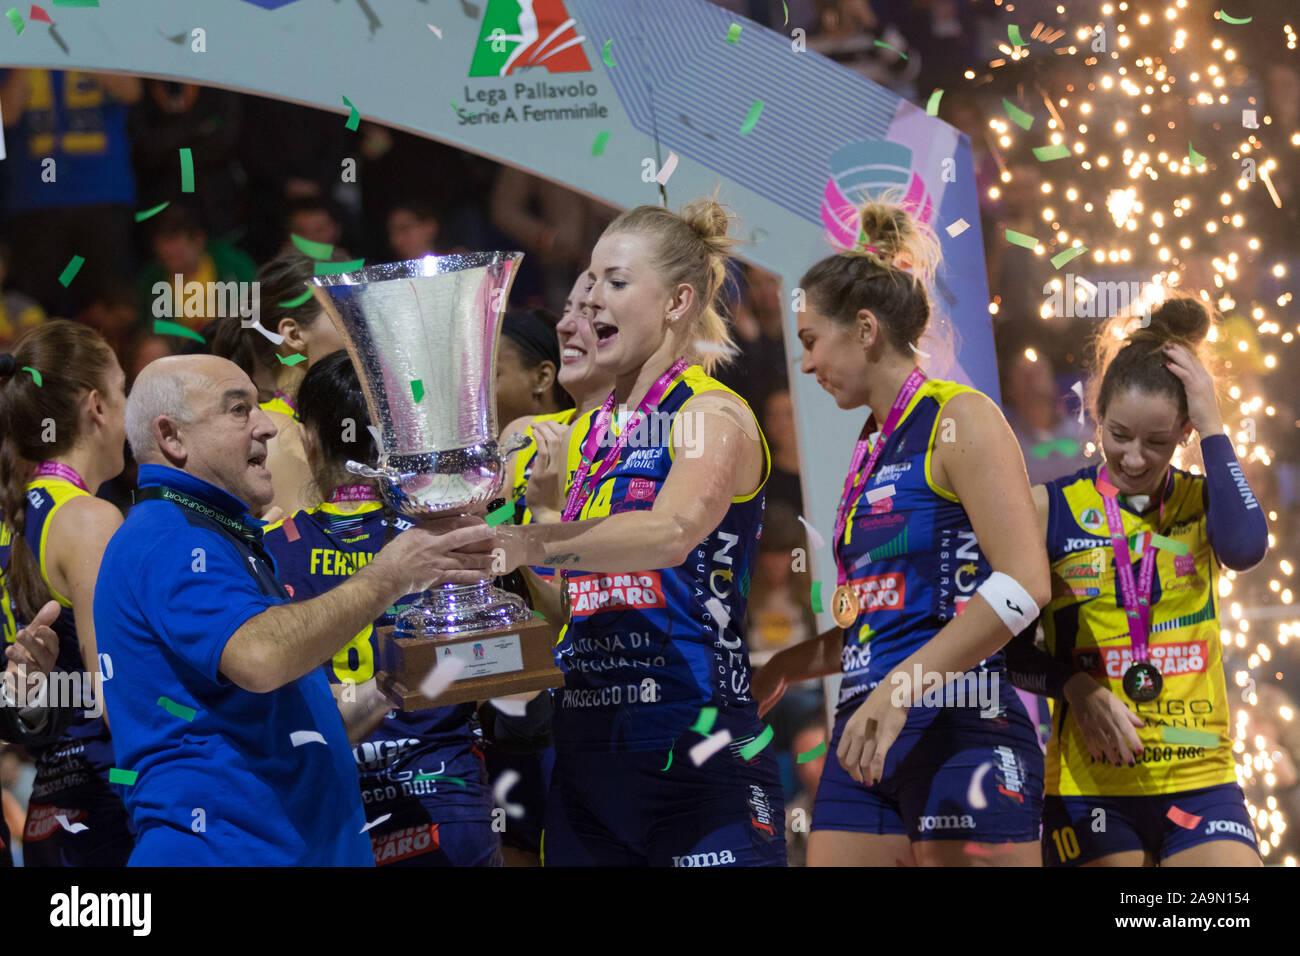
375, 616, 565, 709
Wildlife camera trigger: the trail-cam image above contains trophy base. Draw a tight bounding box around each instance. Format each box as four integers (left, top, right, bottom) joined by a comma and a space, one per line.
375, 617, 565, 709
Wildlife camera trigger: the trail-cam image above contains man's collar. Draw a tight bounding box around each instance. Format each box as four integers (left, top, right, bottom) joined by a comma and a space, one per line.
137, 464, 259, 525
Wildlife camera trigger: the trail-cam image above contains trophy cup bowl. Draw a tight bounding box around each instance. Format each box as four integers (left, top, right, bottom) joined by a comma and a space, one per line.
311, 254, 564, 708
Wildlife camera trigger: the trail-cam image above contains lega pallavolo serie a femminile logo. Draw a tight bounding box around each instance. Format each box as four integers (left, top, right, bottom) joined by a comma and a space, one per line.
469, 0, 591, 76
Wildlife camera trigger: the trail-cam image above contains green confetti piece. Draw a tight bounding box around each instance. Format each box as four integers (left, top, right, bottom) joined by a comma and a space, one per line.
601, 38, 614, 67
739, 99, 764, 135
1008, 24, 1025, 47
21, 366, 41, 387
451, 100, 479, 119
410, 379, 425, 403
314, 258, 364, 275
411, 773, 467, 785
1149, 533, 1190, 556
874, 39, 907, 59
1033, 143, 1072, 162
660, 746, 674, 772
1187, 142, 1206, 167
810, 581, 823, 614
134, 201, 170, 223
530, 609, 545, 620
1002, 97, 1034, 131
179, 147, 195, 193
153, 319, 207, 344
485, 499, 516, 526
1031, 438, 1079, 459
725, 23, 741, 44
278, 353, 307, 366
1161, 726, 1219, 748
690, 706, 718, 736
591, 130, 611, 156
341, 94, 360, 131
739, 724, 774, 761
782, 1, 788, 26
57, 255, 84, 287
6, 8, 24, 35
277, 287, 314, 309
290, 233, 335, 260
108, 768, 137, 786
1217, 10, 1252, 25
1051, 245, 1089, 268
925, 88, 944, 116
1005, 228, 1038, 250
797, 740, 827, 763
157, 695, 197, 722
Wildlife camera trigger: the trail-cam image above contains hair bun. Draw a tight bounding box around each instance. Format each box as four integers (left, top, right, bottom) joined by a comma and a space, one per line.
680, 198, 732, 246
0, 353, 15, 377
1147, 296, 1211, 345
843, 194, 942, 282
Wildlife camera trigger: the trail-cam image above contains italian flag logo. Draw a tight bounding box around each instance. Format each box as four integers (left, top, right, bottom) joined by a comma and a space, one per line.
469, 0, 592, 77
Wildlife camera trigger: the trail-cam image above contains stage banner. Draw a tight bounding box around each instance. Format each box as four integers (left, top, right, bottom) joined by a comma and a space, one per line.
0, 0, 996, 628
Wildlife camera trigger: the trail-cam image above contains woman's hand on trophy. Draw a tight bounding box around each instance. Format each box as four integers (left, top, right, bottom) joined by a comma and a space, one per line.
369, 517, 498, 594
526, 419, 571, 521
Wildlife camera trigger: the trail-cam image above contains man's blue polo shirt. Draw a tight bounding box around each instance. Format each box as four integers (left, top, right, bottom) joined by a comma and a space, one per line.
94, 464, 372, 866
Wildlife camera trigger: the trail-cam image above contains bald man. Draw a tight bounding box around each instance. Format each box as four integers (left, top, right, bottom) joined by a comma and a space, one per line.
93, 356, 495, 865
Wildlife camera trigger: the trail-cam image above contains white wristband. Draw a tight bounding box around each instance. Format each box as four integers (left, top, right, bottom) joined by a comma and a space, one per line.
976, 571, 1039, 635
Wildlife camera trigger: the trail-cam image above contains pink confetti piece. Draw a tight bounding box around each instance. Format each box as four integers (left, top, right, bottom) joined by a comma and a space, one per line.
654, 150, 679, 186
1166, 805, 1202, 829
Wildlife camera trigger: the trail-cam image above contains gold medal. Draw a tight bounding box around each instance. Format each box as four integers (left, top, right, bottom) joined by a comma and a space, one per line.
831, 584, 860, 628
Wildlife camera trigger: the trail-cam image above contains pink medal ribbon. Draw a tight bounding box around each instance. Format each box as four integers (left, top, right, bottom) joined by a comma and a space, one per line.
833, 368, 926, 586
35, 461, 89, 492
273, 389, 296, 411
1097, 465, 1170, 701
329, 484, 381, 503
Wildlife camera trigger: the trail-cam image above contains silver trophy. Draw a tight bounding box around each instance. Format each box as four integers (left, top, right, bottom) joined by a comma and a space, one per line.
312, 253, 534, 639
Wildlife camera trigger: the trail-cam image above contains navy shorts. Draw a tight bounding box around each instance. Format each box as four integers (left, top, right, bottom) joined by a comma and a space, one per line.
369, 818, 503, 867
813, 695, 1044, 843
1042, 783, 1258, 866
543, 732, 787, 867
485, 745, 554, 855
23, 777, 134, 867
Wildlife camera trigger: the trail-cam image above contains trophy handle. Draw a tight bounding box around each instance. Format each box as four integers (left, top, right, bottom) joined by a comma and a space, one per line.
499, 432, 534, 460
345, 460, 418, 483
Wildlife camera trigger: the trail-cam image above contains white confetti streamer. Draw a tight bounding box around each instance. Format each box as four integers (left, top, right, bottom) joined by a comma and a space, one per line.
796, 515, 825, 550
704, 597, 730, 632
360, 812, 392, 833
490, 697, 529, 717
689, 729, 733, 766
654, 150, 679, 186
909, 342, 931, 358
54, 814, 88, 834
419, 655, 466, 701
290, 730, 327, 747
427, 24, 443, 38
493, 769, 525, 819
865, 484, 895, 504
245, 319, 284, 346
945, 218, 970, 237
967, 761, 994, 810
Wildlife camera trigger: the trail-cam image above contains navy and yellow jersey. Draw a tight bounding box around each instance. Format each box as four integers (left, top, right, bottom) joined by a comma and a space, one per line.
508, 408, 579, 528
262, 501, 490, 818
260, 395, 295, 419
1040, 465, 1234, 797
0, 477, 114, 783
556, 364, 771, 753
3, 69, 136, 212
834, 379, 1002, 716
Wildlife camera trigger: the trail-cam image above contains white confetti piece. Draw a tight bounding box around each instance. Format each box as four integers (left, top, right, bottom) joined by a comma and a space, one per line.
945, 218, 970, 237
54, 814, 88, 834
360, 812, 392, 833
967, 761, 993, 810
909, 342, 931, 358
244, 318, 284, 346
689, 729, 733, 766
427, 24, 442, 38
490, 696, 529, 717
419, 655, 466, 701
704, 597, 730, 632
865, 484, 895, 504
290, 730, 327, 747
366, 425, 382, 446
1242, 108, 1257, 129
493, 769, 525, 819
796, 515, 825, 550
655, 150, 679, 186
1070, 380, 1085, 426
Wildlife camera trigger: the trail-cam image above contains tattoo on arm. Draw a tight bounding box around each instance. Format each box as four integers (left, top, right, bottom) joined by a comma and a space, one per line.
543, 552, 581, 567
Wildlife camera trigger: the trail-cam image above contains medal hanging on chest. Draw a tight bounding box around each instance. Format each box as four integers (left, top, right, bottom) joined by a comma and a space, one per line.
830, 369, 926, 629
1098, 466, 1169, 703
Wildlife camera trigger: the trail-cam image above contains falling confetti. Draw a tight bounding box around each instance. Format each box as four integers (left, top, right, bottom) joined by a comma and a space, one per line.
57, 254, 84, 287
360, 813, 392, 833
1033, 143, 1072, 162
925, 88, 944, 116
909, 342, 932, 358
427, 23, 441, 38
1166, 805, 1203, 829
1001, 98, 1034, 130
20, 366, 41, 386
1050, 245, 1089, 269
1186, 142, 1205, 167
29, 4, 50, 22
290, 730, 327, 747
1161, 726, 1219, 748
341, 94, 360, 131
873, 39, 907, 60
967, 761, 993, 809
1070, 381, 1085, 426
690, 706, 718, 736
277, 353, 307, 366
591, 130, 611, 155
865, 484, 895, 504
739, 99, 764, 135
153, 320, 206, 344
490, 697, 528, 716
410, 379, 425, 403
179, 147, 194, 192
282, 515, 300, 542
157, 696, 197, 721
1216, 10, 1251, 24
107, 768, 137, 786
1148, 533, 1189, 555
6, 8, 24, 35
134, 201, 170, 223
796, 515, 825, 550
725, 23, 741, 44
601, 38, 614, 67
54, 813, 88, 834
689, 729, 733, 766
277, 287, 314, 309
704, 597, 730, 631
494, 769, 525, 818
944, 218, 970, 237
810, 581, 823, 614
739, 724, 774, 760
418, 655, 465, 700
485, 499, 515, 526
1007, 24, 1025, 47
315, 258, 364, 275
797, 741, 827, 763
654, 150, 679, 186
291, 233, 334, 259
1004, 228, 1038, 249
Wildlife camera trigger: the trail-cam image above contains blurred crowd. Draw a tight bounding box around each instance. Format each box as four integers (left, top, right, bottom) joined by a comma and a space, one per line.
2, 0, 1298, 864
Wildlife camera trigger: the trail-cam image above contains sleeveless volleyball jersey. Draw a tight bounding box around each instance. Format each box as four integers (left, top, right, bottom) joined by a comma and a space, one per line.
555, 365, 770, 753
834, 379, 1003, 716
508, 408, 579, 528
0, 477, 115, 793
1041, 465, 1234, 797
262, 502, 489, 820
